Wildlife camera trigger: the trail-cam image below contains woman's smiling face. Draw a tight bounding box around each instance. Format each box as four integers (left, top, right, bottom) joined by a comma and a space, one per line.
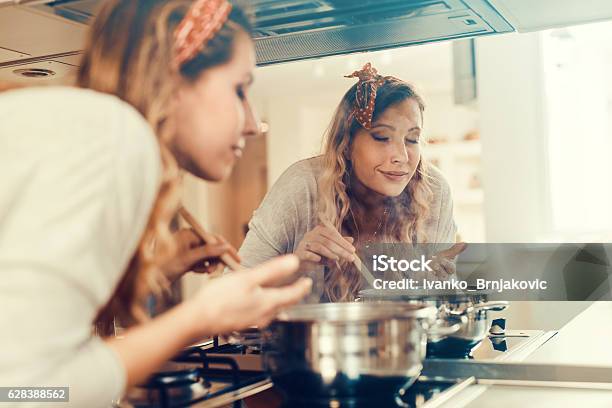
349, 97, 422, 197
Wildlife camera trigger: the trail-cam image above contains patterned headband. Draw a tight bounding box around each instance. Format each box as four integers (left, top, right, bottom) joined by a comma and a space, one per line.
344, 63, 397, 129
174, 0, 233, 67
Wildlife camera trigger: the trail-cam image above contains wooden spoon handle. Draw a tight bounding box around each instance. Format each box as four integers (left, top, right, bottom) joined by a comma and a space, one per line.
178, 206, 243, 271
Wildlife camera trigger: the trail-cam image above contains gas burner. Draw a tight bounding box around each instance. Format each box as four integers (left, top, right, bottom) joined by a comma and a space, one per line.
117, 337, 263, 408
280, 379, 463, 408
125, 368, 210, 408
426, 340, 482, 359
282, 396, 399, 408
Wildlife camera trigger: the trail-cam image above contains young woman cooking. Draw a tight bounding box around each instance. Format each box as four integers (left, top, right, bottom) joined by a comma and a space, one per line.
239, 63, 465, 302
0, 1, 311, 406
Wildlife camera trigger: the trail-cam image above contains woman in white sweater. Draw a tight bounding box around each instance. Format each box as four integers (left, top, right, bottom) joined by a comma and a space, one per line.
0, 0, 310, 406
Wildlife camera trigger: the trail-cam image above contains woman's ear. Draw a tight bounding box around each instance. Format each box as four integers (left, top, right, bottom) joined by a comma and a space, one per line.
344, 137, 354, 163
174, 81, 187, 102
344, 148, 352, 168
173, 74, 195, 102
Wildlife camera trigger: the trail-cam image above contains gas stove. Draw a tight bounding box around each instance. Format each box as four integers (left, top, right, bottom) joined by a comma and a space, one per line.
115, 328, 557, 408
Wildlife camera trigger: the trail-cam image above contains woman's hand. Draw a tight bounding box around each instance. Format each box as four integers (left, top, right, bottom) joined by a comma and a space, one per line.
162, 228, 241, 282
188, 255, 312, 335
429, 242, 468, 279
295, 225, 356, 265
107, 255, 311, 391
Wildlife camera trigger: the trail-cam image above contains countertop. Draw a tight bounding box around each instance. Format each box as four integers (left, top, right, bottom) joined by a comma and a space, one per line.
441, 301, 612, 408
524, 301, 612, 366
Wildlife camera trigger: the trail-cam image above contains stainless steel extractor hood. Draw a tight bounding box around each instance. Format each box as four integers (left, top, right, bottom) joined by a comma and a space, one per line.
249, 0, 513, 65
2, 0, 612, 69
3, 0, 514, 66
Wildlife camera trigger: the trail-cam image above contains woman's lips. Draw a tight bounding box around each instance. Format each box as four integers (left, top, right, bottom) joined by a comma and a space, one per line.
378, 170, 410, 182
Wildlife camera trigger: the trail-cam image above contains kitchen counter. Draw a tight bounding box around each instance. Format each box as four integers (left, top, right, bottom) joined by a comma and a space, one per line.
439, 301, 612, 408
524, 301, 612, 366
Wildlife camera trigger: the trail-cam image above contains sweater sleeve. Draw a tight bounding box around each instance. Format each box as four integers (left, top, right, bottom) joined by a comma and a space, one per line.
423, 165, 458, 257
435, 177, 458, 245
239, 159, 318, 268
0, 87, 161, 407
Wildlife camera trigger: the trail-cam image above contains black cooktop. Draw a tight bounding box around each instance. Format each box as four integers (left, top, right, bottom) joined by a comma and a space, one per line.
280, 378, 465, 407
121, 330, 549, 408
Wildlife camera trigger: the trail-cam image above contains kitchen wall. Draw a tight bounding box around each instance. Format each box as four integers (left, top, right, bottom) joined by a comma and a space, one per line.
476, 31, 550, 242
476, 20, 612, 243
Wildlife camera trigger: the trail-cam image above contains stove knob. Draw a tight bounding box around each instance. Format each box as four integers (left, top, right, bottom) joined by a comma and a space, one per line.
489, 318, 506, 335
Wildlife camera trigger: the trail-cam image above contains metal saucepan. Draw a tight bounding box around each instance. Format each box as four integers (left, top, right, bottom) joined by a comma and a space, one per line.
260, 302, 461, 401
357, 288, 509, 356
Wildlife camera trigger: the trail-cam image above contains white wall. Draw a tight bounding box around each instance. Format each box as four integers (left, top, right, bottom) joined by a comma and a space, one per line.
476, 32, 550, 242
255, 93, 339, 185
477, 23, 612, 243
541, 23, 612, 240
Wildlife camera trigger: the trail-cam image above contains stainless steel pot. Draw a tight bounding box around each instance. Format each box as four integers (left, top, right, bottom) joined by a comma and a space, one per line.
261, 302, 456, 401
357, 289, 508, 356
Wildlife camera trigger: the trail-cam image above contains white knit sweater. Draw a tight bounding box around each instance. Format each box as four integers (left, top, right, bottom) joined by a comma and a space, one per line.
0, 87, 161, 407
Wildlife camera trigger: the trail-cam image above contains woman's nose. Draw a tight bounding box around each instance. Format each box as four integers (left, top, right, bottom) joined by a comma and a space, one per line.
390, 141, 409, 164
242, 97, 260, 138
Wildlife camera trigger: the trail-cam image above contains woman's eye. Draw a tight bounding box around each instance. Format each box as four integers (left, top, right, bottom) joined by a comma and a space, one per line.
372, 134, 389, 142
236, 86, 245, 100
405, 136, 420, 145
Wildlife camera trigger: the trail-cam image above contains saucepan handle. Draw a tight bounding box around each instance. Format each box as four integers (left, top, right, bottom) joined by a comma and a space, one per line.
426, 315, 466, 339
225, 327, 261, 346
472, 300, 509, 312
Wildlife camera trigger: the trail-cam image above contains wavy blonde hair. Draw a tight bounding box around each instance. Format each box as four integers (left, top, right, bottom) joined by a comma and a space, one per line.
319, 78, 434, 301
76, 0, 252, 334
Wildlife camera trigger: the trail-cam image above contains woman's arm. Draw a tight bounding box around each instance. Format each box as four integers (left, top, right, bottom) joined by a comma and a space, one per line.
106, 255, 310, 390
239, 158, 320, 268
430, 166, 459, 245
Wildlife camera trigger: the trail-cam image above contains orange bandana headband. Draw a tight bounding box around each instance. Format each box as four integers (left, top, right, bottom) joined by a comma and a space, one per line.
344, 63, 397, 129
174, 0, 232, 67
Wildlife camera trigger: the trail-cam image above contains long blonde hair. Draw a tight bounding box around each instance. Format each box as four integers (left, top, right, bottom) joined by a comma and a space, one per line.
76, 0, 252, 334
319, 78, 434, 301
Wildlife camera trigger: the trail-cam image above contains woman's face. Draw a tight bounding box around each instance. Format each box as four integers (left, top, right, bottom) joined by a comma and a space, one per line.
172, 30, 258, 181
349, 98, 422, 197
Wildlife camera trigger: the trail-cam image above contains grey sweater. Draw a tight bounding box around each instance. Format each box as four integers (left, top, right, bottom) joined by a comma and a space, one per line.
239, 156, 457, 299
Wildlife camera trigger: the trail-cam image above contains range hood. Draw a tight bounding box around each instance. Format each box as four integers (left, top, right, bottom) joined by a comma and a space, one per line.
249, 0, 513, 65
2, 0, 612, 68
30, 0, 514, 65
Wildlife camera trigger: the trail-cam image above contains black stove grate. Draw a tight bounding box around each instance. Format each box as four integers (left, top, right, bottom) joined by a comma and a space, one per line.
131, 337, 266, 408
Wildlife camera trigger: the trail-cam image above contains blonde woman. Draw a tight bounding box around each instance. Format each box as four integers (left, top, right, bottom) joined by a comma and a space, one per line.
0, 0, 310, 406
240, 63, 464, 302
